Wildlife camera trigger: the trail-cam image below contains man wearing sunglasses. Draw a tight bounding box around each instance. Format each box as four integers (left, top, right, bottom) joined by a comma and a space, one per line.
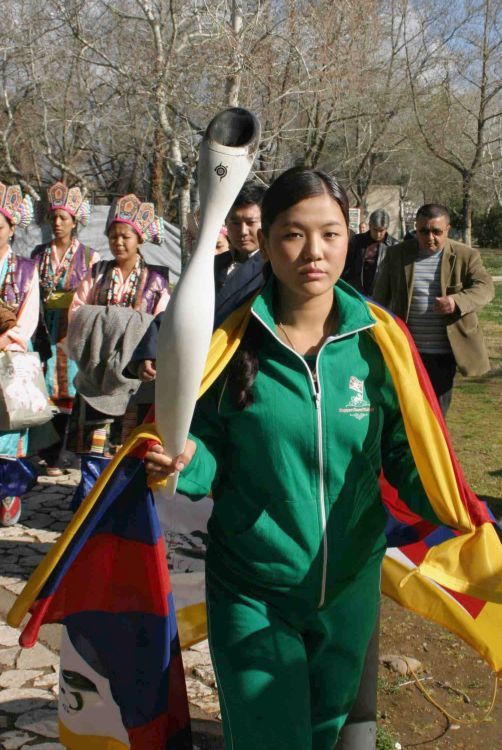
373, 204, 494, 415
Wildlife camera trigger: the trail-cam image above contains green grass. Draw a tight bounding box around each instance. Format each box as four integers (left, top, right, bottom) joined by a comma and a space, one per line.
448, 376, 501, 510
479, 281, 502, 324
377, 675, 407, 695
447, 263, 501, 515
376, 725, 398, 750
479, 247, 502, 275
478, 248, 502, 324
466, 679, 484, 689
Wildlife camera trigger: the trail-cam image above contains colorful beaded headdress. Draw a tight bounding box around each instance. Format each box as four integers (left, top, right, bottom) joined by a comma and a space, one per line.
47, 182, 91, 226
107, 194, 163, 245
0, 183, 34, 229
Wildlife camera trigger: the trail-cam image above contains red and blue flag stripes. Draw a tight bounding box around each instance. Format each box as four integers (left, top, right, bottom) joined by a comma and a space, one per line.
15, 451, 191, 750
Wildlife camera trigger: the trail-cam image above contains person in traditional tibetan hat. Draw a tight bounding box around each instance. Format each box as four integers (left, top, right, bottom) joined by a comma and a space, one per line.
66, 193, 168, 460
105, 192, 164, 244
0, 183, 39, 526
31, 183, 100, 477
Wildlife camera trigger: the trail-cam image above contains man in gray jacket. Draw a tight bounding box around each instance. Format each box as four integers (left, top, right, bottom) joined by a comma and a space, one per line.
373, 203, 494, 414
343, 209, 398, 296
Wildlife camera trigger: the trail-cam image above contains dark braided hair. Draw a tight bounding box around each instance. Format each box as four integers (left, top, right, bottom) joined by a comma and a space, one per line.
227, 317, 264, 410
227, 167, 350, 410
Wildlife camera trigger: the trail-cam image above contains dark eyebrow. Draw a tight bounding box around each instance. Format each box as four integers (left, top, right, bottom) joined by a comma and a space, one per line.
279, 220, 345, 228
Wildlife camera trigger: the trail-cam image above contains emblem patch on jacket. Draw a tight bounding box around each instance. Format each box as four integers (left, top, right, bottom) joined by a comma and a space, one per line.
339, 376, 373, 420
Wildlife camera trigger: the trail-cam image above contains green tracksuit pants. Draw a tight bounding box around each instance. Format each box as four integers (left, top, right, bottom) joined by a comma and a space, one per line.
206, 562, 381, 750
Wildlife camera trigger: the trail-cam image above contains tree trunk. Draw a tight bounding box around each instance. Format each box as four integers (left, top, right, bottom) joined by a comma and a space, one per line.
462, 173, 472, 246
225, 0, 243, 107
178, 175, 192, 270
151, 126, 165, 215
399, 189, 406, 239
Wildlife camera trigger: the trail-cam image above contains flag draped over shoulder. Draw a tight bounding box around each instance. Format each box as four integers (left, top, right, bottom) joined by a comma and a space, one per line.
364, 301, 502, 674
7, 292, 502, 748
367, 302, 501, 593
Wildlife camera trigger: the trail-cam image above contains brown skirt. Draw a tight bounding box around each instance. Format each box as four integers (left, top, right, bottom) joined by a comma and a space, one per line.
67, 395, 150, 456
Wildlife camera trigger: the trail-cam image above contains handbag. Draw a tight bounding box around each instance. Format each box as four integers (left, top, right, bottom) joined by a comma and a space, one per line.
0, 351, 53, 431
31, 303, 52, 364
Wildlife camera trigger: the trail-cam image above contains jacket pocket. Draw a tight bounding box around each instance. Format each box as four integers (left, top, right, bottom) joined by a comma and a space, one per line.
220, 496, 319, 585
454, 311, 479, 336
446, 283, 463, 294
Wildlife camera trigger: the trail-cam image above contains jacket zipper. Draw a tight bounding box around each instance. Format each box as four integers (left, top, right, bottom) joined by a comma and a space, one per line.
312, 347, 328, 608
250, 310, 374, 609
311, 326, 375, 606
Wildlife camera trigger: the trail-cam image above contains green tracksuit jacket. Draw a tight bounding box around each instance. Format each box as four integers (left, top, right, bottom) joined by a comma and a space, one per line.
177, 278, 440, 750
178, 278, 439, 608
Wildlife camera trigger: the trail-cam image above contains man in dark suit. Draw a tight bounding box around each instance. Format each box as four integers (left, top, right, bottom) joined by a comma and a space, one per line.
213, 182, 266, 326
128, 182, 266, 380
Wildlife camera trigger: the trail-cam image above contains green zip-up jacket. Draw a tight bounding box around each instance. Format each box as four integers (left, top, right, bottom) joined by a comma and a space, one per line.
178, 278, 440, 609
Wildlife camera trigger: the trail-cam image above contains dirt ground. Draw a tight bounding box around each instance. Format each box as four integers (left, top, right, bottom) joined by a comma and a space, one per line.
377, 597, 501, 749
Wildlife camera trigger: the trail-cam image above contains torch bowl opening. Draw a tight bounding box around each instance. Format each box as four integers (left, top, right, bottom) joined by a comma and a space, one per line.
206, 108, 260, 149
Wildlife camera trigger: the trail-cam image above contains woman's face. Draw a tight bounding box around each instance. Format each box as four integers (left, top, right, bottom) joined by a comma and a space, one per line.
0, 214, 14, 254
51, 208, 76, 242
260, 192, 348, 302
108, 221, 141, 266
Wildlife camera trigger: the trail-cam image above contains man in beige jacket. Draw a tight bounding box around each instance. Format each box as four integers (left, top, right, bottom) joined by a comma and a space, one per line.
373, 203, 494, 414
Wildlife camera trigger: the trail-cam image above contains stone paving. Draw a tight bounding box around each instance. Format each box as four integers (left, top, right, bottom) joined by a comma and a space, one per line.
0, 469, 221, 749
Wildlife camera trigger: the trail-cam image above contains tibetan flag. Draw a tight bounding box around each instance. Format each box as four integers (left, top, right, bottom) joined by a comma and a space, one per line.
9, 443, 191, 750
7, 299, 253, 749
383, 505, 502, 672
158, 482, 502, 673
366, 298, 502, 673
367, 300, 501, 599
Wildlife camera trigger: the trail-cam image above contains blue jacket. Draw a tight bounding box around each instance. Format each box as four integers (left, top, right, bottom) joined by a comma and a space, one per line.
126, 251, 265, 375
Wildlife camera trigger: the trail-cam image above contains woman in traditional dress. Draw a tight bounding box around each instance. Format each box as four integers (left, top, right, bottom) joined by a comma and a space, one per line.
0, 183, 39, 526
31, 182, 99, 476
67, 193, 169, 458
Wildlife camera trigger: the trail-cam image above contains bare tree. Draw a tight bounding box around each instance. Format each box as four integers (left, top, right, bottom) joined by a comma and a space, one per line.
1, 0, 500, 246
405, 0, 502, 243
